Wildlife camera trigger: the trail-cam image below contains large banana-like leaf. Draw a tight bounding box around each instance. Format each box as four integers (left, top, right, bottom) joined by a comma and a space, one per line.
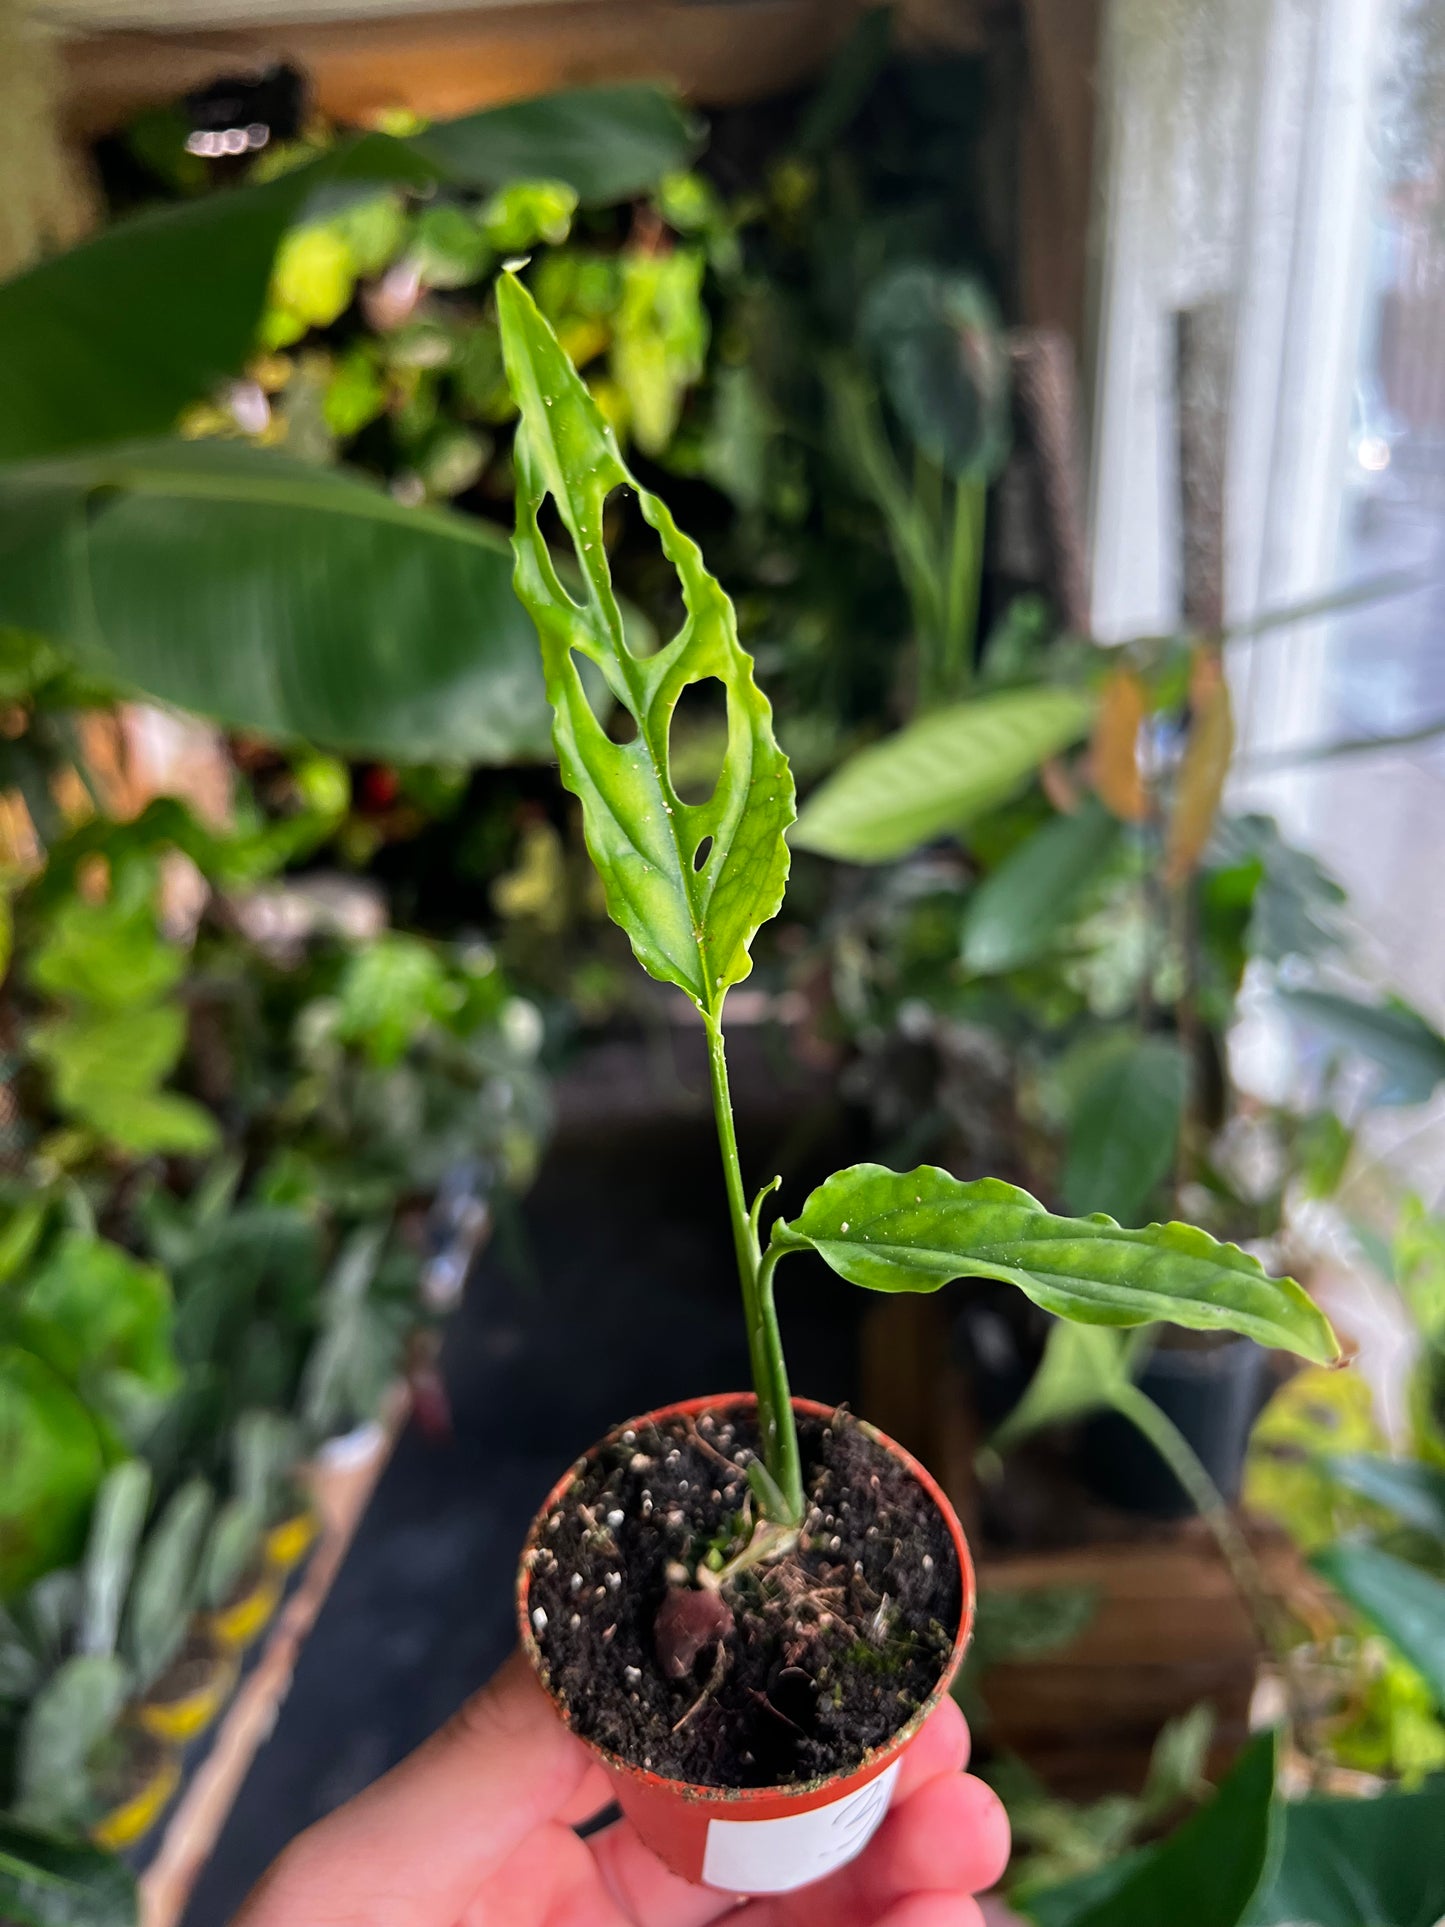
411, 84, 701, 204
0, 136, 428, 464
496, 272, 793, 1015
792, 686, 1095, 863
0, 440, 552, 763
0, 88, 697, 464
769, 1165, 1339, 1363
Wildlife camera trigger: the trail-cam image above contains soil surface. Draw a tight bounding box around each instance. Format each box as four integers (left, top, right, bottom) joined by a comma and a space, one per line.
525, 1402, 963, 1787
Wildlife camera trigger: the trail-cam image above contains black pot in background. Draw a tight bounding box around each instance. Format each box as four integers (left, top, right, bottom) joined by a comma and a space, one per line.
1081, 1334, 1270, 1519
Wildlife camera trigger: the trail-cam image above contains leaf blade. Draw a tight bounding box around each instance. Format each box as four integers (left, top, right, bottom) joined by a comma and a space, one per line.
496, 270, 793, 1014
792, 687, 1096, 864
1241, 1777, 1445, 1927
1310, 1542, 1445, 1705
0, 440, 551, 764
1321, 1455, 1445, 1541
961, 799, 1123, 975
776, 1164, 1339, 1364
1021, 1730, 1278, 1927
1061, 1035, 1188, 1224
409, 84, 702, 204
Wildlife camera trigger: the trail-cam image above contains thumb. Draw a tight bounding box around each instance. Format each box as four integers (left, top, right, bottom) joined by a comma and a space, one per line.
236, 1650, 595, 1926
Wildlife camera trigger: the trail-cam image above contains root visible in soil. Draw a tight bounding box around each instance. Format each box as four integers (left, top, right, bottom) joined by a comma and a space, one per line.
524, 1404, 962, 1787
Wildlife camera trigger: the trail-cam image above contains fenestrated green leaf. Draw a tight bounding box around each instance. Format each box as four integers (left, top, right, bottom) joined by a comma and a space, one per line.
1322, 1455, 1445, 1541
1241, 1777, 1445, 1927
0, 1812, 138, 1927
0, 439, 551, 764
0, 1347, 107, 1598
771, 1165, 1339, 1363
1279, 987, 1445, 1107
1062, 1035, 1188, 1224
1021, 1730, 1277, 1927
1311, 1542, 1445, 1705
792, 687, 1095, 864
410, 84, 701, 205
962, 800, 1124, 975
496, 271, 793, 1016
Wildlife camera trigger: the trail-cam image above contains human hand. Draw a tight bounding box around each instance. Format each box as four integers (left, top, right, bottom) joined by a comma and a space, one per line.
236, 1650, 1010, 1927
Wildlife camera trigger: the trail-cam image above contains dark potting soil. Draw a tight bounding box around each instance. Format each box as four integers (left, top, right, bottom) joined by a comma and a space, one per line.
524, 1402, 962, 1789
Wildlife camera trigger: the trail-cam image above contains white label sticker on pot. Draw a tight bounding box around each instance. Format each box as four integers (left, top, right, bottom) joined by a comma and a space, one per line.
701, 1759, 900, 1895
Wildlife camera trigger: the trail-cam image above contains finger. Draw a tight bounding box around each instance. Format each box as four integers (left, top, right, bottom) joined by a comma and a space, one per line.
894, 1696, 971, 1793
590, 1698, 974, 1927
856, 1773, 1011, 1901
236, 1651, 595, 1927
558, 1762, 616, 1828
590, 1814, 743, 1927
745, 1770, 1006, 1927
872, 1896, 987, 1927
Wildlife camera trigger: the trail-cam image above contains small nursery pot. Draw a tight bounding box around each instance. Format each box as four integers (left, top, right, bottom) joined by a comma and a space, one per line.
518, 1395, 974, 1897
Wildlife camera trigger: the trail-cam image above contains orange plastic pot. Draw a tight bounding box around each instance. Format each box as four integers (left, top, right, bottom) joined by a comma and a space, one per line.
518, 1394, 975, 1897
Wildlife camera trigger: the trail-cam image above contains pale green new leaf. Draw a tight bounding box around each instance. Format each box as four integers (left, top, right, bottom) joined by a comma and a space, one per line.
989, 1323, 1132, 1454
496, 272, 793, 1015
792, 687, 1095, 864
772, 1165, 1339, 1363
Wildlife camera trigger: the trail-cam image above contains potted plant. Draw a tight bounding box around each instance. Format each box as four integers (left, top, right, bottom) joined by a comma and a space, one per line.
493, 274, 1338, 1896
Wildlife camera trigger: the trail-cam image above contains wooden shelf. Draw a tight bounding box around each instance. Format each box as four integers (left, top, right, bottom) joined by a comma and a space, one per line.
57, 0, 863, 138
138, 1389, 409, 1927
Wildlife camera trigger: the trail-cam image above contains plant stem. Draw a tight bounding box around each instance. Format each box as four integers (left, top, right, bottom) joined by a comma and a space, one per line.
703, 1012, 804, 1523
1107, 1380, 1282, 1655
940, 477, 984, 699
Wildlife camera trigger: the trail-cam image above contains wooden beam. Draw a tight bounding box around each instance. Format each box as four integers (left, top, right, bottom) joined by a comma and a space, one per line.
58, 0, 859, 138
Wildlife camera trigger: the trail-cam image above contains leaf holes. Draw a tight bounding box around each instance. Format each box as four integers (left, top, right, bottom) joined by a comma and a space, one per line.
669, 678, 729, 807
608, 703, 639, 745
693, 834, 713, 873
